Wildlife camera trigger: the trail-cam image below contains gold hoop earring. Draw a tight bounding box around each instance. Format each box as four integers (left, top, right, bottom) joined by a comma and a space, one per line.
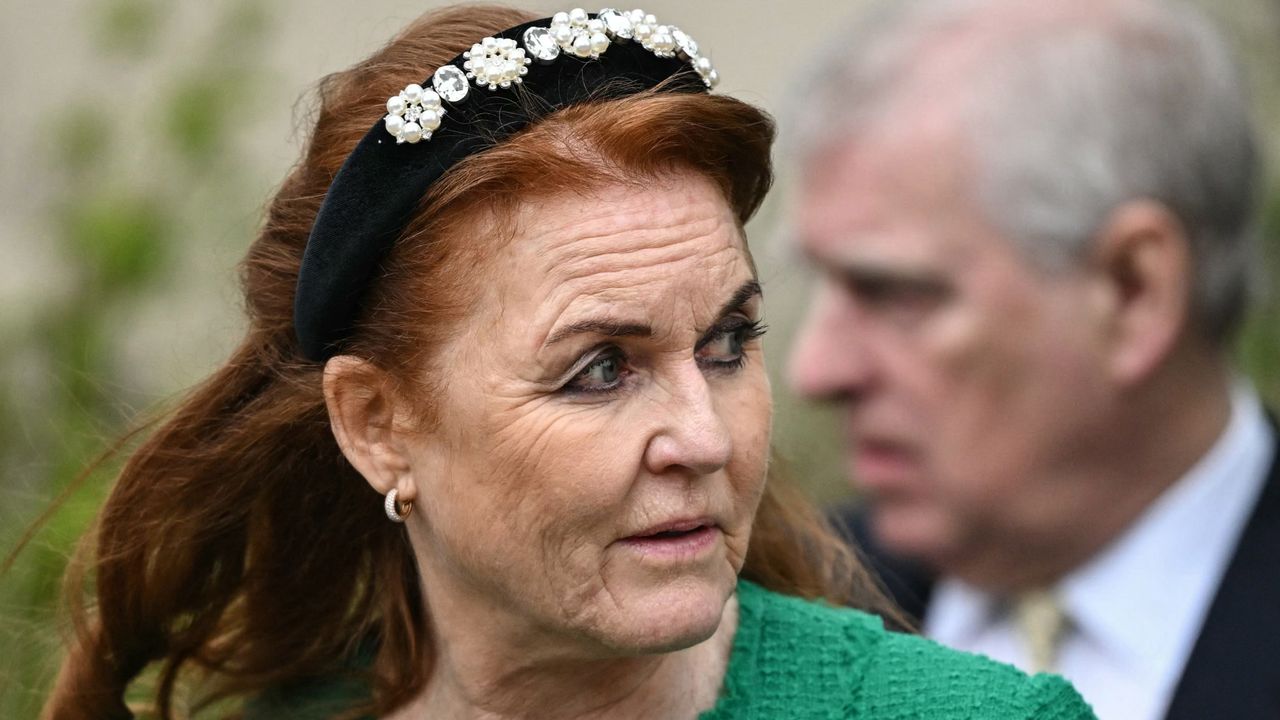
384, 487, 413, 523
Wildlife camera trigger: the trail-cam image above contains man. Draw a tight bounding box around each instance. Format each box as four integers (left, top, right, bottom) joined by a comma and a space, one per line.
785, 1, 1278, 719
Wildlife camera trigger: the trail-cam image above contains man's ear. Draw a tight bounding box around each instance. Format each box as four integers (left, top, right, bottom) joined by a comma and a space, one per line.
1089, 199, 1193, 386
323, 355, 416, 502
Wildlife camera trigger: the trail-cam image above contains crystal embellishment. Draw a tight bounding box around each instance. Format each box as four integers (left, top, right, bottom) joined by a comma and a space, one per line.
383, 8, 722, 145
671, 28, 697, 58
432, 65, 470, 103
523, 26, 561, 62
598, 8, 634, 40
463, 36, 531, 90
384, 83, 445, 144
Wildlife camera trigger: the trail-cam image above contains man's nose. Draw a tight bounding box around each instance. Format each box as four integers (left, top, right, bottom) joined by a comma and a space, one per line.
788, 282, 876, 403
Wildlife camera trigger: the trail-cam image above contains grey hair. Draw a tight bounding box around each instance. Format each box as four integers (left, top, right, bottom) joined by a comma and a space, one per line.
792, 0, 1262, 343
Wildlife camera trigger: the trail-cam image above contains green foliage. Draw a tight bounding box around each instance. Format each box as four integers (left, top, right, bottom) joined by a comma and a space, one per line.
53, 110, 112, 178
165, 73, 254, 164
94, 0, 166, 58
1239, 192, 1280, 406
64, 195, 170, 291
0, 0, 273, 716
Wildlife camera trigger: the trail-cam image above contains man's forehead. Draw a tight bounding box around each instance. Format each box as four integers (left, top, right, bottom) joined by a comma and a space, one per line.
793, 125, 990, 265
791, 185, 1000, 279
799, 229, 959, 276
803, 107, 971, 190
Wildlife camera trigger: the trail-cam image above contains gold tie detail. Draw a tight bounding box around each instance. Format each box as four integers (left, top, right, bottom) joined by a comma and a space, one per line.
1012, 589, 1067, 674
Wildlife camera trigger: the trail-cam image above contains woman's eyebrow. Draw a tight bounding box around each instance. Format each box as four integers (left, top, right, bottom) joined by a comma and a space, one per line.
544, 320, 653, 347
542, 279, 762, 349
718, 280, 763, 319
694, 280, 763, 349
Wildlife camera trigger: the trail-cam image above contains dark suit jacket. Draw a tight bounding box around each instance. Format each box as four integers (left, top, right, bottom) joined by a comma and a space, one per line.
834, 435, 1280, 719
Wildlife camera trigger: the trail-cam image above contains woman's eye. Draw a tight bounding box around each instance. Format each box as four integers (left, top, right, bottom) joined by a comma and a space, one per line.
697, 318, 767, 369
564, 350, 627, 393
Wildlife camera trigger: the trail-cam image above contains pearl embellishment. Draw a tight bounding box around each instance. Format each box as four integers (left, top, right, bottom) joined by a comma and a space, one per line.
381, 8, 720, 145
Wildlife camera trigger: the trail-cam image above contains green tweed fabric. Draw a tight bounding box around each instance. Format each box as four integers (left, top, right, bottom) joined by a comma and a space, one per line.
699, 580, 1095, 719
249, 580, 1096, 719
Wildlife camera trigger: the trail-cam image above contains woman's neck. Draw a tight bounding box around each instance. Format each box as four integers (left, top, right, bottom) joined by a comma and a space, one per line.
392, 594, 739, 720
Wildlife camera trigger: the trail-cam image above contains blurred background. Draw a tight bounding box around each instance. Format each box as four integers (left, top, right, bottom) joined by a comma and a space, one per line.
1, 0, 1276, 716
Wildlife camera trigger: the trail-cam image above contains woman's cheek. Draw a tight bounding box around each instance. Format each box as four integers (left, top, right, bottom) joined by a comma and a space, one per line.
494, 416, 634, 535
731, 373, 773, 479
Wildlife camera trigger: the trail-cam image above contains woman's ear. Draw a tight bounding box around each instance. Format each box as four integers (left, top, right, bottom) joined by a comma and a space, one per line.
1089, 199, 1193, 386
323, 355, 416, 501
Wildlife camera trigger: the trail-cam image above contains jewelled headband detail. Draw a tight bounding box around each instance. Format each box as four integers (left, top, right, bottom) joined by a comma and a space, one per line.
382, 8, 718, 145
295, 10, 712, 361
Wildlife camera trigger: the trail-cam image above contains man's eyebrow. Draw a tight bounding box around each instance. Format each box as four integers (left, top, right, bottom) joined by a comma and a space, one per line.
797, 242, 947, 289
542, 280, 762, 349
837, 263, 947, 289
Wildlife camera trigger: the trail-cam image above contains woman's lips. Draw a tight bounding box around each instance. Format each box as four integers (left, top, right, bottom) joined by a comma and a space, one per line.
619, 522, 719, 560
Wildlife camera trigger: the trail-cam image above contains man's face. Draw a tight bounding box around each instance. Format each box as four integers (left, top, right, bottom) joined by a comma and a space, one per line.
788, 116, 1118, 584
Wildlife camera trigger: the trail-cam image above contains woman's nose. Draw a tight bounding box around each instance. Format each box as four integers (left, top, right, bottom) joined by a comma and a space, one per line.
643, 364, 734, 478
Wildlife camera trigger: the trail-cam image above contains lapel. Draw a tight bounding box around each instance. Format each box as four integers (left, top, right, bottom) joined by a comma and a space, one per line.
837, 425, 1280, 718
1163, 432, 1280, 719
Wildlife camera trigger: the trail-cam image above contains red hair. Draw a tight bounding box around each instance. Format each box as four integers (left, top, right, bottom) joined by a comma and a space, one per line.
38, 6, 898, 718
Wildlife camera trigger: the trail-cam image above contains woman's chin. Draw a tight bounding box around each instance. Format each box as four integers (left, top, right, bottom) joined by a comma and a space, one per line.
594, 572, 736, 654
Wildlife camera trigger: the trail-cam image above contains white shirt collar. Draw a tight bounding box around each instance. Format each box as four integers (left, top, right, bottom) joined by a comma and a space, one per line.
925, 381, 1275, 720
1056, 379, 1274, 682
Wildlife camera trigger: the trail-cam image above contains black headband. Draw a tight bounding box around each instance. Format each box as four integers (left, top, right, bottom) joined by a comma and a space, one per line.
293, 10, 715, 361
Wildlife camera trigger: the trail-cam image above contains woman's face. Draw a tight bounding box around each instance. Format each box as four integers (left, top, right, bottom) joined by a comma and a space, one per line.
402, 171, 771, 656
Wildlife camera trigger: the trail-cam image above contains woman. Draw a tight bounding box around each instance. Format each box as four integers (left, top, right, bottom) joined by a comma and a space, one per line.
43, 5, 1095, 719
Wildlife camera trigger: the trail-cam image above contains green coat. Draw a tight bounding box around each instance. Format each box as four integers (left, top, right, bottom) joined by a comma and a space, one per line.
249, 579, 1096, 719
